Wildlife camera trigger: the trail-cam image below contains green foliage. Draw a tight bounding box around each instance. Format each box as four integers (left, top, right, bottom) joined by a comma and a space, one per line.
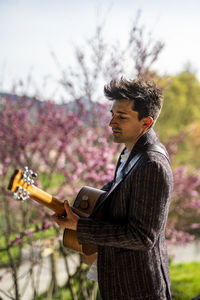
179, 122, 200, 168
155, 72, 200, 168
170, 262, 200, 300
156, 72, 200, 139
39, 172, 66, 190
0, 226, 57, 266
36, 286, 73, 300
0, 241, 20, 266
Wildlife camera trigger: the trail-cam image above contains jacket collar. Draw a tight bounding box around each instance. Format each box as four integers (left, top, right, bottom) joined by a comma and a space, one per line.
132, 128, 159, 154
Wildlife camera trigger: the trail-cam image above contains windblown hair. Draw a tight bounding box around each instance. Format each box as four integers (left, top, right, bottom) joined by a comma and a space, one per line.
104, 77, 163, 125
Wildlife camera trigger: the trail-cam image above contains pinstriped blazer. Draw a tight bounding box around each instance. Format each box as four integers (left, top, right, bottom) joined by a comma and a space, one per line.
77, 129, 173, 300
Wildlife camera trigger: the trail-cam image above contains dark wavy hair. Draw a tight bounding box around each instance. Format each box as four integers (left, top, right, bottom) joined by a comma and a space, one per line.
104, 77, 163, 126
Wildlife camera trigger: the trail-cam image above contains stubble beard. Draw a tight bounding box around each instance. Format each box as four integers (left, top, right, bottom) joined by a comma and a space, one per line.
112, 133, 124, 144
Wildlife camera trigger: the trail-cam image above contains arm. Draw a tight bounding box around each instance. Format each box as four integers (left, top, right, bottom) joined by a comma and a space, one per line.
77, 161, 172, 251
51, 181, 114, 231
52, 200, 79, 231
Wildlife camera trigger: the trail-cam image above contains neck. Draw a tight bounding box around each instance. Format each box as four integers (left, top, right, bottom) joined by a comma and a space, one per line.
125, 143, 135, 151
125, 130, 148, 151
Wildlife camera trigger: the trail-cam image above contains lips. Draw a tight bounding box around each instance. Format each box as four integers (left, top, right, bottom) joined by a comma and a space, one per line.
112, 130, 121, 135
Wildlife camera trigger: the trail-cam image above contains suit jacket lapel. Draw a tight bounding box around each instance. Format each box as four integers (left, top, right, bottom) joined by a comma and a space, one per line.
90, 143, 168, 217
91, 152, 143, 216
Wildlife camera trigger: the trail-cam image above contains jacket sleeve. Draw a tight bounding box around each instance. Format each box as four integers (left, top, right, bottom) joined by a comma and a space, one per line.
77, 161, 172, 251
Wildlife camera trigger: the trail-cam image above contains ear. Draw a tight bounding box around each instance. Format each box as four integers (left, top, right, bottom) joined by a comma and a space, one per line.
143, 116, 153, 129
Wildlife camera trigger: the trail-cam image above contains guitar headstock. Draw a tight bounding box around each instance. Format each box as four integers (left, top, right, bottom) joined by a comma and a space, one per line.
8, 166, 38, 201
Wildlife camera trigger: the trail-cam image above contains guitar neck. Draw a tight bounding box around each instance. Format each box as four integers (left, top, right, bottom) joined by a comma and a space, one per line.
27, 185, 89, 218
27, 185, 65, 215
8, 169, 91, 218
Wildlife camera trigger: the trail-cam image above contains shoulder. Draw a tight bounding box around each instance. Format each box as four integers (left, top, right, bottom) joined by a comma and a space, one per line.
134, 151, 173, 186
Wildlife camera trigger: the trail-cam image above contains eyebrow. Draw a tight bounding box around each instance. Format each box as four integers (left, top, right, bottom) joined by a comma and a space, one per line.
110, 109, 128, 115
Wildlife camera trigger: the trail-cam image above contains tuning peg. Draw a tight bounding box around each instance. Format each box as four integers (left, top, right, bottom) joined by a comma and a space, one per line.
13, 192, 21, 201
23, 166, 37, 185
30, 170, 37, 178
13, 187, 30, 202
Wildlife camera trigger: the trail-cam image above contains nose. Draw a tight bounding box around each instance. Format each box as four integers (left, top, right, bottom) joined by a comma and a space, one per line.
109, 115, 117, 127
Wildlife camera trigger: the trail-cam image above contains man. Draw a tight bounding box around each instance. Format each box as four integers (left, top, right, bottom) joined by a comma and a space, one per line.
53, 78, 173, 300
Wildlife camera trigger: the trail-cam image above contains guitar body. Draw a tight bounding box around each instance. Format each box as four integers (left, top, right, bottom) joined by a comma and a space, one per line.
63, 186, 105, 256
8, 169, 106, 265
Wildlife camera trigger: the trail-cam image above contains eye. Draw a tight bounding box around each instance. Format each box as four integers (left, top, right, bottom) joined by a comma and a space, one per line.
119, 116, 127, 120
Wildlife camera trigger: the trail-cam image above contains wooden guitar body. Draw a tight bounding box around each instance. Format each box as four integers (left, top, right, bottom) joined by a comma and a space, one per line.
63, 186, 105, 256
8, 168, 105, 264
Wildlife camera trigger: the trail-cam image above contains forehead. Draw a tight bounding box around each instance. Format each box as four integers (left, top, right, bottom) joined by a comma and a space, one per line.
110, 100, 135, 113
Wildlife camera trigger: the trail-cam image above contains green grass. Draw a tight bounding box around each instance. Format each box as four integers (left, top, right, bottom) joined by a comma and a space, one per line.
36, 288, 72, 300
170, 262, 200, 300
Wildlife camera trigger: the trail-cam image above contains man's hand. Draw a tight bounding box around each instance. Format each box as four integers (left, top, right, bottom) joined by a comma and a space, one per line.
52, 200, 79, 231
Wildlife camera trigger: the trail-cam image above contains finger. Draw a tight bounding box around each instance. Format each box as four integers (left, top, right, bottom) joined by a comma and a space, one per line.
64, 200, 71, 213
52, 214, 65, 226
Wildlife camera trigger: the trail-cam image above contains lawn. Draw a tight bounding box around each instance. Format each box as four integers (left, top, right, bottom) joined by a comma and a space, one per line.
170, 261, 200, 300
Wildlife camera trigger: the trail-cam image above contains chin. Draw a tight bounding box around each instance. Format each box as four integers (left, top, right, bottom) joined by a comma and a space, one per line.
113, 137, 123, 144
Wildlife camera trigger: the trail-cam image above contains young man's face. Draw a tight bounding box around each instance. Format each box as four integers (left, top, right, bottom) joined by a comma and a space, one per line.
109, 100, 152, 150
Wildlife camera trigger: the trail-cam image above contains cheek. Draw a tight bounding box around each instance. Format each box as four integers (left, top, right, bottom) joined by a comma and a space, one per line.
128, 124, 142, 134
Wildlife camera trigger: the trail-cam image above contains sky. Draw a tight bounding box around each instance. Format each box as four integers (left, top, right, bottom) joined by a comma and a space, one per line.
0, 0, 200, 101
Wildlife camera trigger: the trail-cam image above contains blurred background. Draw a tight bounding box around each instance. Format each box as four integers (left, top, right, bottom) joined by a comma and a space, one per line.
0, 0, 200, 299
